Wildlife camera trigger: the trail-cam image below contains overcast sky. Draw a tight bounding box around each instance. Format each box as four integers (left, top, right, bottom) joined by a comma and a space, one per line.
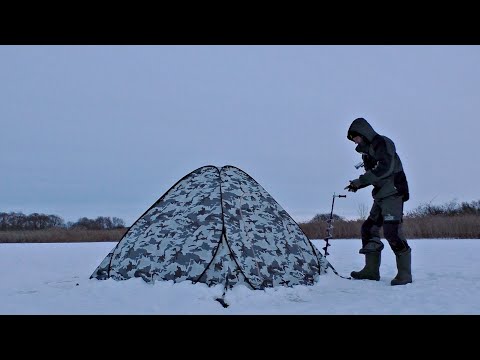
1, 45, 479, 225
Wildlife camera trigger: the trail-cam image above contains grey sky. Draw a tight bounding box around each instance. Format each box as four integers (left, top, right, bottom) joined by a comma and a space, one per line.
1, 45, 479, 225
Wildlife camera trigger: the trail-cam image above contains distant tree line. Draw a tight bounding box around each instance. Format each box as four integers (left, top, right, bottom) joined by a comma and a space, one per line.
0, 212, 126, 231
405, 199, 480, 218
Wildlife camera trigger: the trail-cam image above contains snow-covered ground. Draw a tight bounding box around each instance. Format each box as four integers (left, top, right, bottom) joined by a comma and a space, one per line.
1, 239, 478, 314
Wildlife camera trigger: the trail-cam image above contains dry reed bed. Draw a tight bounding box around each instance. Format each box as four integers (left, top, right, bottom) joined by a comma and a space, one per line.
1, 215, 479, 243
0, 228, 128, 243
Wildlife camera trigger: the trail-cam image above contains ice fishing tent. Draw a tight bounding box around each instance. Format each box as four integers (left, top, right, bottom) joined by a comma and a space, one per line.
90, 165, 329, 290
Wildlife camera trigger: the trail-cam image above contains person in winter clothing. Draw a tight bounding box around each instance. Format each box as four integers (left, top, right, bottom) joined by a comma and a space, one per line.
345, 117, 412, 286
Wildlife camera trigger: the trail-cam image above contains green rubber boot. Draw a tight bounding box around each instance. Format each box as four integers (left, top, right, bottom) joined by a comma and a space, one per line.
391, 247, 412, 286
351, 252, 381, 281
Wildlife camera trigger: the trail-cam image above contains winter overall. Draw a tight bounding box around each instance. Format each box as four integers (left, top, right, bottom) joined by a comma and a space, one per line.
346, 117, 412, 286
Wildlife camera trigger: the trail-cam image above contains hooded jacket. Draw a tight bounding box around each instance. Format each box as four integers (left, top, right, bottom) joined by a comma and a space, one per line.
347, 118, 409, 201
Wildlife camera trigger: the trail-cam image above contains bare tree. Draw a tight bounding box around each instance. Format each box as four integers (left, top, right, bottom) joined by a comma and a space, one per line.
357, 203, 369, 220
112, 217, 125, 228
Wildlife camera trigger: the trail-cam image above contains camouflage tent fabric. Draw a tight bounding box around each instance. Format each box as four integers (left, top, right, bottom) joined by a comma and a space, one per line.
90, 165, 329, 290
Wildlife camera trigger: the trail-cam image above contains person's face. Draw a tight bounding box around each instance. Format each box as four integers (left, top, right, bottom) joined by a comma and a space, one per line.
353, 135, 363, 145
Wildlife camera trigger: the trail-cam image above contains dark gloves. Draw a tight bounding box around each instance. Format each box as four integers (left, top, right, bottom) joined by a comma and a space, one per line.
344, 179, 362, 192
344, 183, 358, 192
